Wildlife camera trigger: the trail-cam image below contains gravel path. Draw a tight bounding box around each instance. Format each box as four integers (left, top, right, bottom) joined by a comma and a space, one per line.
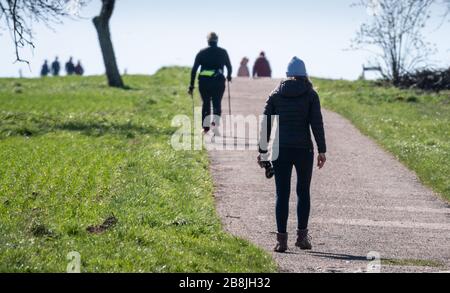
208, 78, 450, 273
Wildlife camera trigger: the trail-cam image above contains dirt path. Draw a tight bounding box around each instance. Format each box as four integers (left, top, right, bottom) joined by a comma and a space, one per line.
209, 78, 450, 273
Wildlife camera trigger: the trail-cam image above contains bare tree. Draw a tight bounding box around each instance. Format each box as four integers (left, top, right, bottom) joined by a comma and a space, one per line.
93, 0, 123, 88
0, 0, 75, 64
353, 0, 435, 85
1, 0, 124, 88
433, 0, 450, 23
445, 0, 450, 10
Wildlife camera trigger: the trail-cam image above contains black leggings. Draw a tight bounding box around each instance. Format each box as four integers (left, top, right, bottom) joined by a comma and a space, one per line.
199, 78, 225, 131
272, 148, 314, 233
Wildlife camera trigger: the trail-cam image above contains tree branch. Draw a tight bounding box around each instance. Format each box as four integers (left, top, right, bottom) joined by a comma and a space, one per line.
1, 0, 88, 63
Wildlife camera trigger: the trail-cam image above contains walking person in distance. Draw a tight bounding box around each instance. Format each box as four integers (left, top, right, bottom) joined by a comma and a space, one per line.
189, 32, 233, 136
51, 57, 61, 76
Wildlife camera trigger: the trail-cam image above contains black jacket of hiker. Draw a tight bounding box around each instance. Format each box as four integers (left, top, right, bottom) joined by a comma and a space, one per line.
259, 78, 327, 154
190, 44, 232, 87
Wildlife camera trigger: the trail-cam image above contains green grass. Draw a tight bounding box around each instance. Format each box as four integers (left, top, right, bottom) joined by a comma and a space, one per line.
0, 67, 276, 272
314, 78, 450, 202
381, 258, 444, 268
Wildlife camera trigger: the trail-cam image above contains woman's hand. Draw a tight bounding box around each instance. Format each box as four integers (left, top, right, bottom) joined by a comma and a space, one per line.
257, 153, 269, 168
317, 153, 327, 169
257, 154, 263, 167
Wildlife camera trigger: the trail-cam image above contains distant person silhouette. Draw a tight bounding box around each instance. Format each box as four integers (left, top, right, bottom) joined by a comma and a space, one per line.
253, 51, 272, 78
40, 60, 50, 77
75, 61, 84, 76
237, 57, 250, 77
65, 57, 75, 75
51, 57, 61, 76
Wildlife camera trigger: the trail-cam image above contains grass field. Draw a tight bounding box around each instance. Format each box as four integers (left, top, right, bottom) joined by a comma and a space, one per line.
0, 68, 276, 272
1, 67, 448, 272
315, 78, 450, 202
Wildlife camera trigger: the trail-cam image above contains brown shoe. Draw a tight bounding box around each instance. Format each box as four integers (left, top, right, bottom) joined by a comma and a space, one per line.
295, 229, 312, 250
274, 233, 288, 253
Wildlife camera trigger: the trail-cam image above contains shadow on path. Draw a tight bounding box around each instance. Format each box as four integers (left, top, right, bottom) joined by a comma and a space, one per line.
307, 251, 368, 262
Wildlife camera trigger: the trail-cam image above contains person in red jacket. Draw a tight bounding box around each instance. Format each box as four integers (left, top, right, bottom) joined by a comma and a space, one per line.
253, 51, 272, 78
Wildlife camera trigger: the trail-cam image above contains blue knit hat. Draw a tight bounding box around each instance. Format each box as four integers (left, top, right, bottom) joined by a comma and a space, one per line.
286, 57, 307, 77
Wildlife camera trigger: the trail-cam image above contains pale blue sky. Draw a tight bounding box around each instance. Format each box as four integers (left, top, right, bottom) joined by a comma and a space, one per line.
1, 0, 449, 79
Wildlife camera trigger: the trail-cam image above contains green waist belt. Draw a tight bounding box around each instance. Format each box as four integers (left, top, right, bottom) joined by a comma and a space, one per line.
199, 70, 223, 77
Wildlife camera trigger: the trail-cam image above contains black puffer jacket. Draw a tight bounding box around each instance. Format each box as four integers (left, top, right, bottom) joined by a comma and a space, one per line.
259, 79, 327, 153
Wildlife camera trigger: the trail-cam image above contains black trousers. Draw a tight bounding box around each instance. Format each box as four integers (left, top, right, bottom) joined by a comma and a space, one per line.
199, 77, 225, 131
272, 148, 314, 233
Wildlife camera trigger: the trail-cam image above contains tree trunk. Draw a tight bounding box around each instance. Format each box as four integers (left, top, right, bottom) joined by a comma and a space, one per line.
391, 56, 400, 86
93, 0, 124, 88
392, 67, 400, 86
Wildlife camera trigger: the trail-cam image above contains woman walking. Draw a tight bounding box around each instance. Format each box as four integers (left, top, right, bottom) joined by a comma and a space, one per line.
258, 57, 327, 253
189, 32, 232, 135
237, 57, 250, 77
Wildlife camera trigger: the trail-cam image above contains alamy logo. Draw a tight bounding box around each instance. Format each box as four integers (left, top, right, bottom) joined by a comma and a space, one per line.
170, 110, 280, 160
66, 251, 81, 273
366, 251, 381, 273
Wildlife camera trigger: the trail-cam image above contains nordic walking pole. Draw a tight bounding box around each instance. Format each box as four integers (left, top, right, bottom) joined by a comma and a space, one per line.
190, 91, 195, 131
227, 81, 232, 137
190, 93, 195, 120
227, 81, 232, 117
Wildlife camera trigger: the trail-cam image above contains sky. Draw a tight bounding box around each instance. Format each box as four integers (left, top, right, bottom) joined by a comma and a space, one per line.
0, 0, 449, 80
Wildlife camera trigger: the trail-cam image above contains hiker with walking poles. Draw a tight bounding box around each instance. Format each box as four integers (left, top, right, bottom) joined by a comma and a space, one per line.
189, 32, 233, 137
258, 57, 327, 253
